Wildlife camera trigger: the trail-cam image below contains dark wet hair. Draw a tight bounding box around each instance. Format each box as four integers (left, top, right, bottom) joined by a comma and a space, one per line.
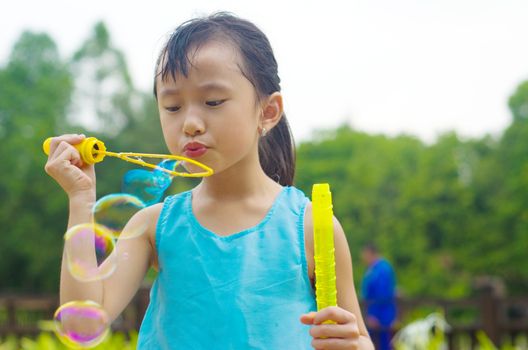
154, 12, 295, 186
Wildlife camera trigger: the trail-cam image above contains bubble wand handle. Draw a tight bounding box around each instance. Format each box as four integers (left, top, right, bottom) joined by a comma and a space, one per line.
43, 137, 107, 164
312, 183, 337, 323
43, 137, 214, 177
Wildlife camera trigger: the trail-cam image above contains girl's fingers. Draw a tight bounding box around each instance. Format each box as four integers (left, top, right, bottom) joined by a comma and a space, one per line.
309, 323, 359, 339
47, 134, 85, 158
301, 307, 358, 326
48, 141, 83, 167
313, 306, 357, 325
45, 140, 92, 182
301, 307, 360, 349
44, 134, 96, 196
300, 312, 317, 325
312, 337, 358, 350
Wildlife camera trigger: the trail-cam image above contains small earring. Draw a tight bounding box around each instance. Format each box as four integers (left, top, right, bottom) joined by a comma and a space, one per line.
260, 127, 268, 137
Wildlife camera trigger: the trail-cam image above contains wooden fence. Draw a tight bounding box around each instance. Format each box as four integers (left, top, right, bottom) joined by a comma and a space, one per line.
1, 286, 527, 348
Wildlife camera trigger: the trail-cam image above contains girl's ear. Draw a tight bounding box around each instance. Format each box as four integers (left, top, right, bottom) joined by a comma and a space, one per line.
259, 92, 283, 135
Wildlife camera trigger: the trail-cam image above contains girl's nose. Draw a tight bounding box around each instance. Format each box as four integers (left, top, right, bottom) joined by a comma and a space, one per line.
182, 112, 205, 136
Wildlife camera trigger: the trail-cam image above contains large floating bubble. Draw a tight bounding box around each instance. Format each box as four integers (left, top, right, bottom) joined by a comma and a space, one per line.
54, 300, 110, 348
92, 193, 147, 239
122, 159, 177, 206
64, 223, 117, 282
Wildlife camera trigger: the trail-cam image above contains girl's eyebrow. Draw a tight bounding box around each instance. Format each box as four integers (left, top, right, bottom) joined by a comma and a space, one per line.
197, 81, 232, 92
159, 87, 181, 97
158, 82, 232, 97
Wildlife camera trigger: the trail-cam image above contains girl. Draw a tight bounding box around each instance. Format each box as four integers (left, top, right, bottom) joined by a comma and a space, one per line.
45, 12, 374, 350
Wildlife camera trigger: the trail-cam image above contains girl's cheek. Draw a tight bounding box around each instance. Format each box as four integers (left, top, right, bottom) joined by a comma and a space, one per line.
161, 128, 182, 154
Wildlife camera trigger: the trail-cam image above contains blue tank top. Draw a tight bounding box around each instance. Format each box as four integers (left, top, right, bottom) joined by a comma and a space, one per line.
137, 186, 316, 349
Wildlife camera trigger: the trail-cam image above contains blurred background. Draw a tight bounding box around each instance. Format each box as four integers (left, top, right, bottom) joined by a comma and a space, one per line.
1, 0, 528, 348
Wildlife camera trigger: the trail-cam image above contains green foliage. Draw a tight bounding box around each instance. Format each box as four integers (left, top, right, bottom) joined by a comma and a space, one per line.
1, 21, 528, 300
508, 81, 528, 122
394, 313, 527, 349
296, 127, 475, 297
0, 30, 73, 292
0, 23, 167, 293
0, 336, 17, 350
476, 331, 499, 350
0, 331, 137, 350
296, 115, 528, 297
69, 22, 134, 134
393, 312, 448, 350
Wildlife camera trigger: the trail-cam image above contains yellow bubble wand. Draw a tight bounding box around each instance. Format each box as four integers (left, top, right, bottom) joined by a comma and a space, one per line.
43, 137, 213, 177
312, 183, 337, 323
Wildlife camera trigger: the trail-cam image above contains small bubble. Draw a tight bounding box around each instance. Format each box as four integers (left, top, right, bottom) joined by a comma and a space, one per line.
53, 300, 109, 348
122, 159, 177, 206
93, 193, 147, 239
64, 223, 117, 282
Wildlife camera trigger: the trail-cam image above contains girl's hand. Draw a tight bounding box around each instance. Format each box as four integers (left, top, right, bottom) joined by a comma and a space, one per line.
44, 134, 96, 200
301, 306, 360, 350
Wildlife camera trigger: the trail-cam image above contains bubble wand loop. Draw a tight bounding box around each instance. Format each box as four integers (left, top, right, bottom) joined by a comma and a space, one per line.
312, 183, 337, 324
43, 137, 214, 177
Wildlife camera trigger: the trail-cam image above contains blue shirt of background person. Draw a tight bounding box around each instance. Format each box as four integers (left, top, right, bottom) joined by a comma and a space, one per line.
361, 243, 397, 349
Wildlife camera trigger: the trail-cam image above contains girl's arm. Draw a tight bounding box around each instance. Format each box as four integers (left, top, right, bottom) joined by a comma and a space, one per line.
301, 202, 374, 350
60, 205, 157, 322
46, 134, 158, 322
97, 205, 159, 321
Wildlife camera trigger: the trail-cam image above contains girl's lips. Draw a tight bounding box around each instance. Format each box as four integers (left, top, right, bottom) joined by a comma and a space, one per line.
183, 143, 207, 158
184, 147, 207, 158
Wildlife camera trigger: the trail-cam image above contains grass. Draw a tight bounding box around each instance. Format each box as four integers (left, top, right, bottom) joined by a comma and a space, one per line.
393, 313, 528, 350
0, 330, 137, 350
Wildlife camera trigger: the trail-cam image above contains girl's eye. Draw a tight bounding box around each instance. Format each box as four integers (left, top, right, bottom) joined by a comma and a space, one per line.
165, 106, 181, 112
206, 99, 226, 107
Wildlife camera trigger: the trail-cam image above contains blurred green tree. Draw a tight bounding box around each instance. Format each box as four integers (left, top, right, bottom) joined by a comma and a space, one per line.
68, 21, 193, 197
1, 22, 528, 299
463, 82, 528, 294
0, 31, 73, 292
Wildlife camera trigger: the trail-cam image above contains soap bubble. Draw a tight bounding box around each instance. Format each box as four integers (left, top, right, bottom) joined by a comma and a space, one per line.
54, 300, 109, 348
122, 159, 177, 206
64, 223, 117, 282
122, 169, 168, 206
154, 159, 179, 177
92, 193, 147, 239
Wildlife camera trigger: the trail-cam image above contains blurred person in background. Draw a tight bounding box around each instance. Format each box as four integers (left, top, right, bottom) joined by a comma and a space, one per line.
361, 242, 397, 350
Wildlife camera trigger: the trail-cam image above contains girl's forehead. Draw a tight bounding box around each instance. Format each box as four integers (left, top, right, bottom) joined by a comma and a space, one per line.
157, 40, 245, 85
190, 41, 242, 72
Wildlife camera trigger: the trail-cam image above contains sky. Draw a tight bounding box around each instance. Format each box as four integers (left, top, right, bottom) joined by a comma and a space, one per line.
2, 0, 528, 143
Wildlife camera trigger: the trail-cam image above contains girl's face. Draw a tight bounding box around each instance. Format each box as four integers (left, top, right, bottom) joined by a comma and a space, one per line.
156, 41, 262, 176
